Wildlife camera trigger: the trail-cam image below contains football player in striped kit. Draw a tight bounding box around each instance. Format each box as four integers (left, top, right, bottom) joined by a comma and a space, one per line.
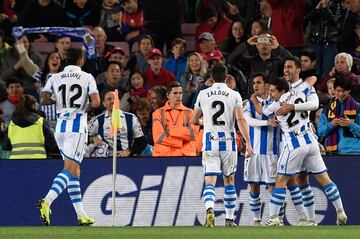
191, 64, 252, 227
38, 48, 100, 226
243, 73, 280, 225
263, 77, 347, 226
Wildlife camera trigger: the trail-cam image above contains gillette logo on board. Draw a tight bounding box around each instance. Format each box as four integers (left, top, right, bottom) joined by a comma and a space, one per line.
83, 166, 328, 226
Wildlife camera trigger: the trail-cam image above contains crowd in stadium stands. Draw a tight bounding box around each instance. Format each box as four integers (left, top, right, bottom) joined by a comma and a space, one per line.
0, 0, 359, 159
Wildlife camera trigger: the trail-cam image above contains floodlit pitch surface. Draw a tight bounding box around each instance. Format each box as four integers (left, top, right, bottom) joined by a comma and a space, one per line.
0, 226, 359, 239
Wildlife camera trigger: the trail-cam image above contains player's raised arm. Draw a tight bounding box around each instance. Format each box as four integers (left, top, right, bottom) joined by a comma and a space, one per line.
235, 105, 253, 157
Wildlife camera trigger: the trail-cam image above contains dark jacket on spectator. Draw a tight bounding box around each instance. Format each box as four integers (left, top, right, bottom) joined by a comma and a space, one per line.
303, 0, 343, 45
231, 45, 291, 82
64, 0, 100, 27
19, 0, 66, 28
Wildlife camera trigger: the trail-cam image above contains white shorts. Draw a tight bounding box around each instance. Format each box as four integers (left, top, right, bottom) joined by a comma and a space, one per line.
202, 150, 238, 176
244, 154, 277, 184
55, 132, 88, 164
277, 143, 327, 176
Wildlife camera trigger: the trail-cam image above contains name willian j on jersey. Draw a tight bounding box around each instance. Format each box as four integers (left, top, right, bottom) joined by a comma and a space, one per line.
60, 72, 81, 80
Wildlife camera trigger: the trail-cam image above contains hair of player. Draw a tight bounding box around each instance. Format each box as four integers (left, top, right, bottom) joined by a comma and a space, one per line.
6, 76, 23, 88
251, 72, 269, 84
270, 77, 289, 93
166, 81, 182, 93
211, 63, 227, 83
284, 55, 301, 69
333, 76, 353, 91
301, 48, 316, 62
65, 48, 84, 65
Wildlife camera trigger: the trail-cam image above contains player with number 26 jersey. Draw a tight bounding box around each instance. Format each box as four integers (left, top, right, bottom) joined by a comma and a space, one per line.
263, 90, 313, 150
43, 65, 98, 134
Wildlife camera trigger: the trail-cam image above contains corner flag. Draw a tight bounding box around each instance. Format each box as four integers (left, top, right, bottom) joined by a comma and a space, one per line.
109, 90, 122, 138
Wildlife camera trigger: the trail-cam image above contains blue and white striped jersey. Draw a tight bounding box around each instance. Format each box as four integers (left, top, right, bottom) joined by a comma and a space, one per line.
263, 90, 315, 150
42, 65, 98, 133
290, 80, 316, 99
88, 111, 144, 154
243, 95, 279, 155
194, 83, 242, 152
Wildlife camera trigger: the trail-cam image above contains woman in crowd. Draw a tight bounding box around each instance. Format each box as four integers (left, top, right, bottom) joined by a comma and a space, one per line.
126, 34, 154, 74
121, 71, 150, 113
220, 19, 247, 54
180, 52, 208, 107
317, 52, 360, 102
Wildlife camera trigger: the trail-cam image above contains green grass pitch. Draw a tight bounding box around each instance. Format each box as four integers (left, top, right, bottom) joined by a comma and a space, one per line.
1, 226, 360, 239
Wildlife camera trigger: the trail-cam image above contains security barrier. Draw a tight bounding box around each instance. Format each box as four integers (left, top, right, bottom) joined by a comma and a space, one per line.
0, 156, 359, 226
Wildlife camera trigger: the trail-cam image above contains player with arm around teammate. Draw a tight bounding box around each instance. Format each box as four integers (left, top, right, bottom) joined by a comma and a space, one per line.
263, 77, 347, 226
243, 73, 280, 225
191, 64, 253, 227
38, 48, 100, 226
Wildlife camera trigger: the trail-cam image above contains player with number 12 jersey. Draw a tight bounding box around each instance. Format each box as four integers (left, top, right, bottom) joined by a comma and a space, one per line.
43, 65, 98, 134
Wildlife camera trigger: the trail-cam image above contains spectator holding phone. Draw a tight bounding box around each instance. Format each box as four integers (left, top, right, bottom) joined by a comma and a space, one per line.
318, 76, 360, 154
231, 32, 291, 82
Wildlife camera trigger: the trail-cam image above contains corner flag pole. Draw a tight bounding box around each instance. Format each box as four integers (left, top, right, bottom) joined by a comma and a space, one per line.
112, 129, 117, 226
109, 90, 122, 226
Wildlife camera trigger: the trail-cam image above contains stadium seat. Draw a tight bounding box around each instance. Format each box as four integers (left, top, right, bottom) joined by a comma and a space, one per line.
181, 23, 199, 52
181, 23, 199, 36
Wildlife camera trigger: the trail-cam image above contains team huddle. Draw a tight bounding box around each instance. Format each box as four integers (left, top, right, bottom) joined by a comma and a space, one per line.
37, 49, 347, 227
193, 59, 347, 227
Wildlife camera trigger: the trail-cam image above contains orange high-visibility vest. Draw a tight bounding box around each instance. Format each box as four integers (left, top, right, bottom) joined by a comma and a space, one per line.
152, 101, 199, 156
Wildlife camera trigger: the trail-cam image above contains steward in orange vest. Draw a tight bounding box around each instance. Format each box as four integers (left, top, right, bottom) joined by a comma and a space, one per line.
152, 82, 199, 156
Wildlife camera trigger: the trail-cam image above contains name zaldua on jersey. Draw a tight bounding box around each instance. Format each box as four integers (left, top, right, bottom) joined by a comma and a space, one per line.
195, 83, 242, 151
